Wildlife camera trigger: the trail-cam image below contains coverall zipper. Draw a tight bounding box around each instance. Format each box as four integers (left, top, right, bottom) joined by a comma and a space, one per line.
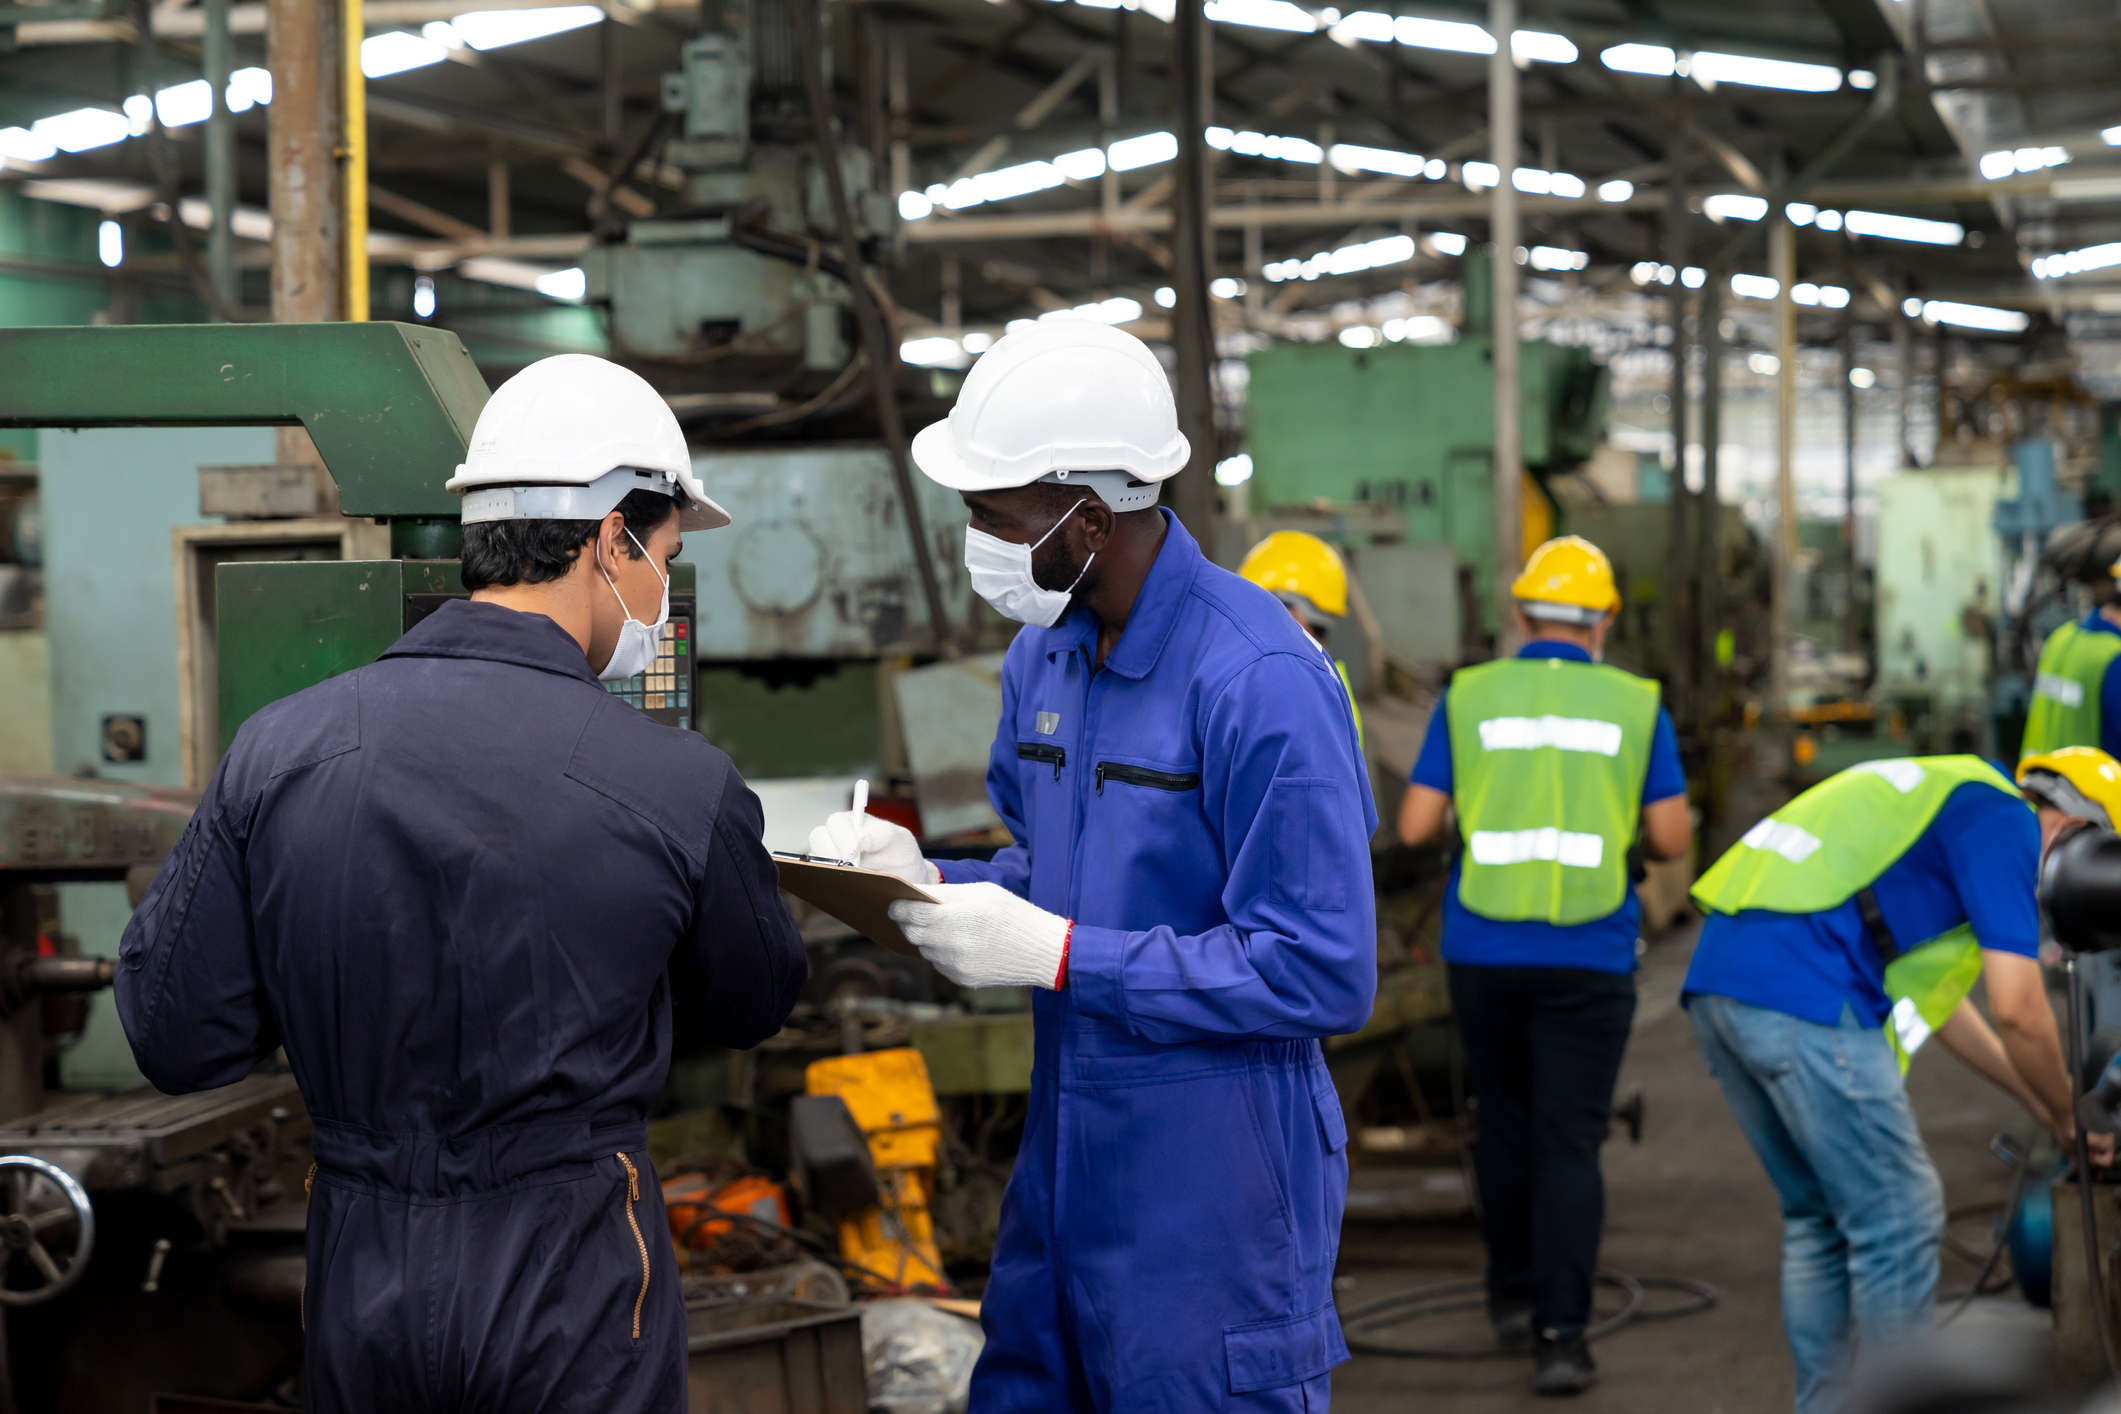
1095, 762, 1202, 795
1017, 742, 1066, 780
615, 1153, 648, 1339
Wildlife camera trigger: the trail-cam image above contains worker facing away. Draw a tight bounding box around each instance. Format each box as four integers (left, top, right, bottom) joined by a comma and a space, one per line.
809, 321, 1379, 1411
1685, 748, 2121, 1414
116, 355, 807, 1413
1397, 535, 1691, 1397
1239, 529, 1364, 744
2020, 552, 2121, 759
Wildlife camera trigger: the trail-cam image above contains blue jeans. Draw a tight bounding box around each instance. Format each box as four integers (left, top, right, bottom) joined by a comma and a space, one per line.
1688, 995, 1944, 1414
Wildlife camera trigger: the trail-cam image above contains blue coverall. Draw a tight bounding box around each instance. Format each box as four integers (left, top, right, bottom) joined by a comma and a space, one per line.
116, 599, 807, 1413
937, 512, 1379, 1412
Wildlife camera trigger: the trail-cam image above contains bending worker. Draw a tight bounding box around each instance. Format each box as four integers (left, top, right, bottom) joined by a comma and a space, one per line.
1684, 748, 2120, 1414
2021, 553, 2121, 758
1239, 528, 1363, 743
809, 321, 1378, 1410
117, 355, 807, 1412
1397, 535, 1690, 1396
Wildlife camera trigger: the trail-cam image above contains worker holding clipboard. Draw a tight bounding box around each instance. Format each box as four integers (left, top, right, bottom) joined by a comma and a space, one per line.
804, 321, 1378, 1411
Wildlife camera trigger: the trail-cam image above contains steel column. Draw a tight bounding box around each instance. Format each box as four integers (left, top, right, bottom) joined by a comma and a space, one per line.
1769, 213, 1798, 722
203, 0, 237, 312
1489, 0, 1521, 651
1167, 0, 1217, 545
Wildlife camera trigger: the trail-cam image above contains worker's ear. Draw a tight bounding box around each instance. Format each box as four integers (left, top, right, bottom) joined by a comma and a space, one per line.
590, 509, 627, 572
1078, 496, 1116, 553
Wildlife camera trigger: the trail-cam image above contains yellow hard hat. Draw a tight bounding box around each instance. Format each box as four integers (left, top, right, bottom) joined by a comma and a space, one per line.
2018, 746, 2121, 830
1510, 535, 1620, 625
2109, 552, 2121, 580
1239, 531, 1348, 620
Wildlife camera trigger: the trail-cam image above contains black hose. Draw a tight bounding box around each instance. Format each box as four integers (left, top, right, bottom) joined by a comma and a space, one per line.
2066, 956, 2121, 1381
1938, 1168, 2030, 1323
1340, 1271, 1717, 1360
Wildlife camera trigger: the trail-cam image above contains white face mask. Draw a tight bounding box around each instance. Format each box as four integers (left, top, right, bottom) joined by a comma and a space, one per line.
964, 500, 1094, 628
597, 528, 670, 682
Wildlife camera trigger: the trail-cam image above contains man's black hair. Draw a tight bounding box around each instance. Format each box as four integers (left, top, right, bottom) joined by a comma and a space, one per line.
460, 487, 682, 591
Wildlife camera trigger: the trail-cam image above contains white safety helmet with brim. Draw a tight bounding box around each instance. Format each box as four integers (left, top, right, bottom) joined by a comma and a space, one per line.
910, 321, 1188, 512
446, 353, 731, 531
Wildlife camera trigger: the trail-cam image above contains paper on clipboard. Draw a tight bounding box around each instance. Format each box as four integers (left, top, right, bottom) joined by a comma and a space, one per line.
772, 854, 939, 959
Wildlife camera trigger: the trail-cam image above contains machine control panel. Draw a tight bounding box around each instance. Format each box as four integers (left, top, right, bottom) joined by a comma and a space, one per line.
602, 608, 694, 731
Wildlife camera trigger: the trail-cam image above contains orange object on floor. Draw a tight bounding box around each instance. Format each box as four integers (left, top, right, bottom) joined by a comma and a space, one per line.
663, 1172, 792, 1250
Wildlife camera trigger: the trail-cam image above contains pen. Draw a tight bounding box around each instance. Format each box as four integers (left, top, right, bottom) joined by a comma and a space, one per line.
850, 779, 869, 869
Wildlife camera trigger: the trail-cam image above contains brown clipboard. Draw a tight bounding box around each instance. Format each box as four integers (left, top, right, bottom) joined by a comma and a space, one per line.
772, 854, 938, 959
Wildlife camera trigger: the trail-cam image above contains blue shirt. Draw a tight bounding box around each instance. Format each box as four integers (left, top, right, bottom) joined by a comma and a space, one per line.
939, 510, 1380, 1044
1410, 642, 1687, 974
1683, 779, 2040, 1028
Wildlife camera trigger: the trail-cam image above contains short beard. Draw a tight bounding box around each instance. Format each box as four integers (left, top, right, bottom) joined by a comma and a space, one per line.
1031, 518, 1094, 599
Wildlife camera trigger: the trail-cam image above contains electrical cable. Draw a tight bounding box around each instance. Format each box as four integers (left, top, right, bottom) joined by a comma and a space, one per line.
1938, 1166, 2030, 1324
1339, 1272, 1718, 1360
2065, 954, 2121, 1383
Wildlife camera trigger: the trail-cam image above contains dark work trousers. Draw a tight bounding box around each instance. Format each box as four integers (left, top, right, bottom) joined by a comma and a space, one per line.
1447, 962, 1637, 1339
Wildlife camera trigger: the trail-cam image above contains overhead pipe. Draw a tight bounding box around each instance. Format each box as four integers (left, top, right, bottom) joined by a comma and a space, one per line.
1488, 0, 1521, 654
788, 0, 956, 656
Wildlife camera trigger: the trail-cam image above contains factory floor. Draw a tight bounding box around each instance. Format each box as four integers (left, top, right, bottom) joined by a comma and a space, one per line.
1329, 923, 2049, 1414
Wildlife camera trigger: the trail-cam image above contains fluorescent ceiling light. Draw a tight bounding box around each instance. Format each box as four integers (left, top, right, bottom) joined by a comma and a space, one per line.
901, 336, 968, 368
446, 6, 602, 49
1528, 246, 1587, 271
898, 191, 933, 221
1427, 232, 1467, 256
1704, 193, 1768, 222
1813, 209, 1842, 231
1339, 326, 1382, 348
1394, 15, 1492, 53
31, 107, 130, 154
963, 332, 995, 353
1203, 0, 1316, 31
1462, 161, 1498, 188
1054, 147, 1106, 180
0, 127, 58, 163
2106, 125, 2121, 146
1921, 300, 2027, 332
97, 220, 122, 269
1731, 273, 1779, 300
1785, 202, 1818, 226
1791, 283, 1850, 308
1328, 10, 1393, 41
1848, 69, 1876, 89
1983, 146, 2069, 178
1382, 315, 1452, 343
1208, 127, 1323, 164
1108, 131, 1177, 171
1210, 276, 1247, 298
1154, 286, 1175, 308
123, 94, 151, 135
1215, 453, 1254, 486
1843, 210, 1963, 244
156, 80, 214, 128
1330, 143, 1425, 177
1040, 296, 1143, 325
1690, 51, 1841, 92
2032, 242, 2121, 279
1680, 266, 1704, 288
1598, 179, 1634, 202
534, 267, 587, 301
1849, 367, 1876, 388
1262, 232, 1416, 283
1511, 31, 1576, 63
362, 30, 450, 77
1602, 43, 1675, 77
228, 66, 273, 112
1749, 352, 1780, 376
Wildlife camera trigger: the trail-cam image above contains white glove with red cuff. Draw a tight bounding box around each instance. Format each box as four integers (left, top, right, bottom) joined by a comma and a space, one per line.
888, 882, 1072, 991
807, 812, 940, 886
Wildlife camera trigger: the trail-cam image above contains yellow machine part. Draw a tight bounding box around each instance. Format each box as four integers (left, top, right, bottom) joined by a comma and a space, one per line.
805, 1048, 947, 1289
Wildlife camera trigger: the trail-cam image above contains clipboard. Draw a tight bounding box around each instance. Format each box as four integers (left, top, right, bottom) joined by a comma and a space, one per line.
772, 853, 938, 959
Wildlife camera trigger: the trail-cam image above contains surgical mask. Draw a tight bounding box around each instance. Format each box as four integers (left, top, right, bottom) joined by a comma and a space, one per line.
597, 528, 670, 682
964, 500, 1094, 628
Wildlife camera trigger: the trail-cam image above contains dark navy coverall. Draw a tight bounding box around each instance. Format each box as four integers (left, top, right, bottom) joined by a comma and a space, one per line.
116, 599, 806, 1413
935, 512, 1378, 1412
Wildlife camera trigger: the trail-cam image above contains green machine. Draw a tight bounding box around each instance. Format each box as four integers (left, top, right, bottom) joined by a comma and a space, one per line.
1242, 253, 1609, 641
0, 321, 710, 752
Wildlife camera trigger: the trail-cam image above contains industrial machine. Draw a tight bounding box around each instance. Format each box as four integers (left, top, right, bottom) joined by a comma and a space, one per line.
1241, 251, 1611, 655
0, 775, 309, 1410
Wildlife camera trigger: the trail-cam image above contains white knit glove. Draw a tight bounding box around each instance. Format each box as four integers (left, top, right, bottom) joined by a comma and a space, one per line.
887, 882, 1071, 990
807, 812, 940, 886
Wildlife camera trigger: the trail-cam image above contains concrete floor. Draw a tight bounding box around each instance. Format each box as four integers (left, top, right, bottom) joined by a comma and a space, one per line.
1330, 925, 2050, 1414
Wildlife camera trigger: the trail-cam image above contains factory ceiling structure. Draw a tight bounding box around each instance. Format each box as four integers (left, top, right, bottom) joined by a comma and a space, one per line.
0, 0, 2117, 386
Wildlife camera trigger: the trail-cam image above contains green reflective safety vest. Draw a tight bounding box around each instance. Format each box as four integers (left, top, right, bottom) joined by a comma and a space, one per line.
1446, 657, 1661, 926
1336, 660, 1363, 749
1691, 755, 2026, 1070
2021, 620, 2121, 758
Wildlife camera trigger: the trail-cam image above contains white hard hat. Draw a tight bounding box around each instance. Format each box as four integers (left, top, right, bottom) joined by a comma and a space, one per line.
910, 320, 1189, 513
446, 353, 730, 531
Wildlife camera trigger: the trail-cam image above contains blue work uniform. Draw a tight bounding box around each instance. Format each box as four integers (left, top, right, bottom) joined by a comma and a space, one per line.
116, 600, 806, 1414
939, 511, 1378, 1412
